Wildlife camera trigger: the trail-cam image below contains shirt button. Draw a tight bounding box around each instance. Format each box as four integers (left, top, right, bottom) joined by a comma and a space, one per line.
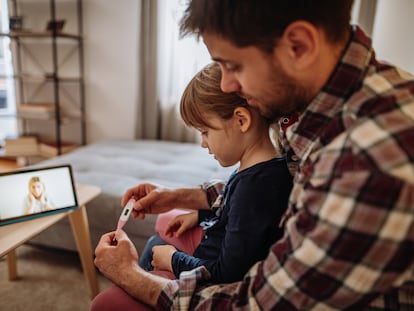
281, 117, 290, 124
291, 155, 299, 161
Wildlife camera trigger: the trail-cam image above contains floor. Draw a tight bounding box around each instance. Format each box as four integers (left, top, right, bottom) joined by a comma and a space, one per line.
0, 244, 112, 311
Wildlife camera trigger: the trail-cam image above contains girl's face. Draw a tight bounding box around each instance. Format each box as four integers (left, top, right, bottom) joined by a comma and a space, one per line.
198, 113, 243, 167
30, 181, 44, 199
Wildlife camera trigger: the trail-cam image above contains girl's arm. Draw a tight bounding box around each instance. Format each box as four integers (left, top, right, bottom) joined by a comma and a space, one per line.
170, 170, 292, 283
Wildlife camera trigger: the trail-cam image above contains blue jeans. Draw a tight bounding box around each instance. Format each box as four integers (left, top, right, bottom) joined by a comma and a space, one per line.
139, 233, 167, 271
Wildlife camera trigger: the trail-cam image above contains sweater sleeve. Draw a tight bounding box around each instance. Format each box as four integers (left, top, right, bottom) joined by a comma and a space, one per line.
171, 251, 206, 278
203, 175, 288, 283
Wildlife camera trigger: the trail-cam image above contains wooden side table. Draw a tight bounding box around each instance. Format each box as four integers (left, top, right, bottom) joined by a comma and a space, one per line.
0, 183, 101, 299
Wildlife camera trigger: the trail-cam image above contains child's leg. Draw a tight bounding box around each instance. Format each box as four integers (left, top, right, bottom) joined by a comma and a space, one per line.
139, 210, 204, 271
139, 233, 167, 270
155, 209, 204, 255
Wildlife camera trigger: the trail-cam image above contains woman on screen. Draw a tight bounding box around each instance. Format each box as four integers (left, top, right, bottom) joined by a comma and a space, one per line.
24, 176, 55, 214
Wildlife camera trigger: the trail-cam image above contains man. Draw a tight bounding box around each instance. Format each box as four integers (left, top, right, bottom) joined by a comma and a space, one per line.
93, 0, 414, 310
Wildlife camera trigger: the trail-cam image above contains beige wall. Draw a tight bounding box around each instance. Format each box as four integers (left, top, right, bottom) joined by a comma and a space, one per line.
372, 0, 414, 73
83, 0, 140, 142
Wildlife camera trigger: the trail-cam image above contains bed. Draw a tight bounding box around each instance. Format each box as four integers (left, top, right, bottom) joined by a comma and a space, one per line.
28, 139, 233, 252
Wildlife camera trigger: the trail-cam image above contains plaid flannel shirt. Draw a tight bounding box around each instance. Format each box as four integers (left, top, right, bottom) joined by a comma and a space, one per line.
157, 26, 414, 310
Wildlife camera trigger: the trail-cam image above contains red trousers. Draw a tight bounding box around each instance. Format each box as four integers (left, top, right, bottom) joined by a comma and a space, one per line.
91, 209, 203, 311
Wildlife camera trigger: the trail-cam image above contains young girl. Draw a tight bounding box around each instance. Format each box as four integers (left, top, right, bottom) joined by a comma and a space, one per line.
24, 176, 55, 214
139, 62, 292, 283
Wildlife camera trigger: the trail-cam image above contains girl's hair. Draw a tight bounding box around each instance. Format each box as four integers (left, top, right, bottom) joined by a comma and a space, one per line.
29, 176, 42, 188
180, 62, 249, 129
25, 176, 52, 213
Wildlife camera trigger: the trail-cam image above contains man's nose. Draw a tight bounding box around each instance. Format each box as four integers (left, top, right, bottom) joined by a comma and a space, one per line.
220, 71, 241, 93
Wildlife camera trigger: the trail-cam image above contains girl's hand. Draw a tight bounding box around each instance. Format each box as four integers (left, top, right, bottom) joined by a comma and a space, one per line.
164, 212, 198, 237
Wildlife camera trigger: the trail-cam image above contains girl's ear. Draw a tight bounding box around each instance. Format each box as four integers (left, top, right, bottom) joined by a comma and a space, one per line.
233, 107, 252, 133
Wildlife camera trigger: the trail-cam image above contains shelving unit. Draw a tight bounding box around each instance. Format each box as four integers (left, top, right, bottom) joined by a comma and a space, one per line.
0, 0, 85, 159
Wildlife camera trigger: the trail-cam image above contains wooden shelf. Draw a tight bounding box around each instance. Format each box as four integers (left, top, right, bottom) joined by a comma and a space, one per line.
0, 74, 82, 83
16, 115, 81, 123
0, 31, 82, 40
5, 0, 86, 154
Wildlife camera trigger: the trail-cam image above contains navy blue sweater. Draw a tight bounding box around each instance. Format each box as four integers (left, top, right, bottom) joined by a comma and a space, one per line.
171, 156, 293, 283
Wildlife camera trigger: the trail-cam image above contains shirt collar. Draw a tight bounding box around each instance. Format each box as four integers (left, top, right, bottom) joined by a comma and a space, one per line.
285, 26, 374, 160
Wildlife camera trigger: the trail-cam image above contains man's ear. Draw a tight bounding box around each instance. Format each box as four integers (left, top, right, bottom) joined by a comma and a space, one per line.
275, 20, 320, 72
233, 107, 252, 133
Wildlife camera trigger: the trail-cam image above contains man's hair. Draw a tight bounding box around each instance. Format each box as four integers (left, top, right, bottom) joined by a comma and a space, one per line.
180, 0, 354, 53
180, 62, 250, 129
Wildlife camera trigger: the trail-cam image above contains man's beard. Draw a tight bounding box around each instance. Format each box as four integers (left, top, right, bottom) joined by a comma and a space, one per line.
256, 61, 312, 122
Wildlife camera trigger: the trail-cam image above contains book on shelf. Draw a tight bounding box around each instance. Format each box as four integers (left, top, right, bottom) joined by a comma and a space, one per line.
17, 103, 55, 119
4, 135, 39, 156
39, 141, 78, 157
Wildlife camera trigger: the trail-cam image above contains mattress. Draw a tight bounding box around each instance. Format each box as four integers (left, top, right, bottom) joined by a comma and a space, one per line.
28, 139, 234, 252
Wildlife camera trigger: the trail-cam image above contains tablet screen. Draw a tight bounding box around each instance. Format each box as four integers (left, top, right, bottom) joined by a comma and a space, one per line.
0, 164, 78, 226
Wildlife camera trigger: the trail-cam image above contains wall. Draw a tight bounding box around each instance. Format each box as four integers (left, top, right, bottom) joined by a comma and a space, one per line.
83, 0, 139, 142
371, 0, 414, 73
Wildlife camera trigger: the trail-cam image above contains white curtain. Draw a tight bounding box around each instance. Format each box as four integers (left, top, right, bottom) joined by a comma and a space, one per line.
135, 0, 158, 140
135, 0, 210, 142
157, 0, 211, 142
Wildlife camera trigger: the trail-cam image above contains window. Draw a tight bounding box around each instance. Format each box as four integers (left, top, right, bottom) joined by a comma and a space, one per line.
0, 0, 18, 142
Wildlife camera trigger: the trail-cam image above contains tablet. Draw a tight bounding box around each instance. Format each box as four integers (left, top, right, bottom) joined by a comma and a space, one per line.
0, 164, 78, 226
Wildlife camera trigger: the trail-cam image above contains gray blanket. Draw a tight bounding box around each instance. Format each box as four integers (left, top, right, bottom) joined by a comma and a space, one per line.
29, 139, 233, 252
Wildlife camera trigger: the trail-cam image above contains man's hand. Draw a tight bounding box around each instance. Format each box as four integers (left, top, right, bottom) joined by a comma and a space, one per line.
121, 182, 210, 220
94, 230, 139, 284
121, 183, 160, 219
165, 211, 198, 237
94, 230, 170, 307
152, 245, 177, 272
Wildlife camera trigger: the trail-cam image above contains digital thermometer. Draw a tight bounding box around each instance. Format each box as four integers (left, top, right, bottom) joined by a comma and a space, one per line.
112, 199, 135, 244
116, 199, 135, 230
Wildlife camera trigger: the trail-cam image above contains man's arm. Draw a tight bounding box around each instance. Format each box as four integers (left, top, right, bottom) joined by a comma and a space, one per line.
120, 266, 169, 307
122, 181, 225, 219
157, 166, 414, 310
